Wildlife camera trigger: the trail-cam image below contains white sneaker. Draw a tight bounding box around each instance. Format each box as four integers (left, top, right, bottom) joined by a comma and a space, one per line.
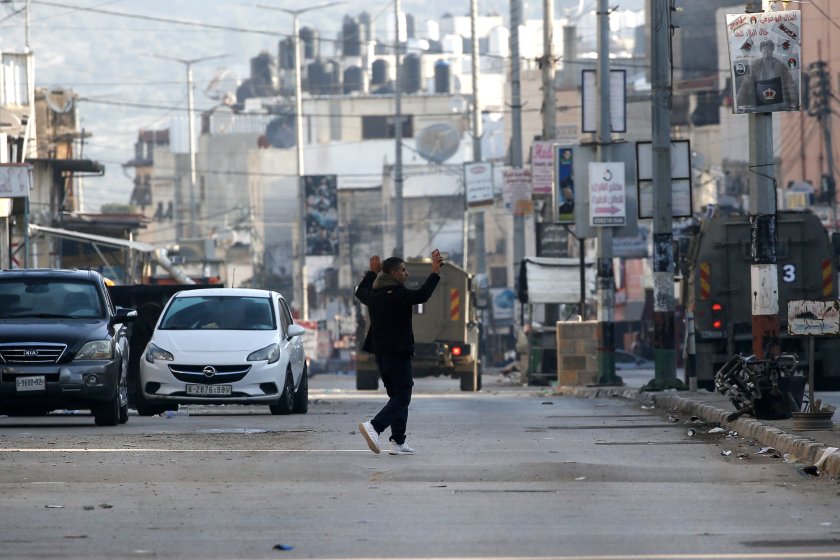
359, 421, 380, 454
389, 442, 415, 455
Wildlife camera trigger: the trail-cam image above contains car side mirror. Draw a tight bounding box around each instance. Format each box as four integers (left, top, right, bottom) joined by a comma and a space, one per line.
111, 307, 138, 326
287, 324, 305, 339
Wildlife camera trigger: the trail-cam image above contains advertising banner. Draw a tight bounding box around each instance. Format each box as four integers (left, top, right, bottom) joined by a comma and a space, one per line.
726, 10, 801, 114
304, 175, 338, 256
530, 141, 555, 196
554, 145, 575, 223
464, 162, 494, 206
502, 167, 533, 216
589, 162, 626, 227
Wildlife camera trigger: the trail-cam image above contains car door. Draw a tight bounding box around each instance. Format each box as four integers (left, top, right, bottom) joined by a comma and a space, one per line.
277, 296, 305, 384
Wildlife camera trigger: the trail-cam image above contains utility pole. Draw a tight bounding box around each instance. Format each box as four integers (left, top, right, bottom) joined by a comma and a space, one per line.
153, 53, 227, 241
748, 0, 781, 360
510, 0, 524, 267
541, 0, 555, 144
648, 0, 683, 390
470, 0, 485, 275
394, 0, 405, 258
808, 58, 836, 229
595, 0, 619, 385
258, 2, 342, 319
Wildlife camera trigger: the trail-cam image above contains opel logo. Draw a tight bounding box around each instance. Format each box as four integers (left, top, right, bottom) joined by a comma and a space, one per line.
202, 366, 216, 378
24, 349, 38, 357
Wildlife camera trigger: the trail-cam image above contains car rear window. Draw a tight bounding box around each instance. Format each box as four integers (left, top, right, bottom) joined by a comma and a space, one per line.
0, 279, 103, 319
158, 296, 276, 330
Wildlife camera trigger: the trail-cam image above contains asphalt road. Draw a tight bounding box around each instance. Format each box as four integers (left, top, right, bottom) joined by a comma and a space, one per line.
1, 373, 839, 560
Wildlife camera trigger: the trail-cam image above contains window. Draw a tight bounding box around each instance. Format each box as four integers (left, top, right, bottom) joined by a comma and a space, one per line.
361, 115, 413, 139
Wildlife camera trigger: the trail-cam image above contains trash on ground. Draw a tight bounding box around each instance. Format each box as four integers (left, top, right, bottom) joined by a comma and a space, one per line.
815, 447, 839, 469
801, 465, 819, 476
687, 428, 696, 437
721, 450, 732, 456
273, 544, 295, 551
708, 427, 725, 434
756, 447, 777, 455
45, 504, 63, 508
667, 415, 679, 422
83, 505, 95, 511
574, 476, 586, 481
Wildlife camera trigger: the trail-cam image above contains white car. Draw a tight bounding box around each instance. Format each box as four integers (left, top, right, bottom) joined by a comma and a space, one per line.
138, 288, 307, 415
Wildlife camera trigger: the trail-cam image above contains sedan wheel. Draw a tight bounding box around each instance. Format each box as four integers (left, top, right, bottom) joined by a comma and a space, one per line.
292, 366, 308, 414
94, 382, 121, 426
269, 371, 294, 415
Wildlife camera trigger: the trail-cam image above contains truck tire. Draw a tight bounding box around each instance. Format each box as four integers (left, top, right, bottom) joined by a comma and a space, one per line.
356, 369, 379, 390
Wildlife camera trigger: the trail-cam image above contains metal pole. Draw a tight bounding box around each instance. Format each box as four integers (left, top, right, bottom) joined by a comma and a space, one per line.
542, 0, 555, 143
650, 0, 682, 389
595, 0, 618, 385
748, 0, 779, 359
293, 14, 309, 320
470, 0, 485, 275
186, 62, 198, 239
394, 0, 404, 258
510, 0, 525, 384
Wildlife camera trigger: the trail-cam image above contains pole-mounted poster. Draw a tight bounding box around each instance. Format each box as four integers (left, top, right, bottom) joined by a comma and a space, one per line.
725, 10, 802, 114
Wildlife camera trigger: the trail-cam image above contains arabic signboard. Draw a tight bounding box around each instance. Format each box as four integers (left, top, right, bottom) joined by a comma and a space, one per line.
787, 300, 840, 336
531, 141, 556, 196
464, 162, 494, 206
726, 10, 802, 114
502, 167, 533, 216
589, 162, 626, 227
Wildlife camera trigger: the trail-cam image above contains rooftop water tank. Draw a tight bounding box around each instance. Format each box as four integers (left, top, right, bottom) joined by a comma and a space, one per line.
250, 51, 278, 96
300, 27, 319, 60
307, 60, 327, 94
371, 59, 389, 85
343, 66, 363, 94
434, 60, 450, 94
342, 17, 362, 57
402, 53, 422, 94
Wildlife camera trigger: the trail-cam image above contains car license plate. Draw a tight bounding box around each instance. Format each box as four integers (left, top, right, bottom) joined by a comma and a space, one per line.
186, 384, 232, 396
16, 376, 46, 392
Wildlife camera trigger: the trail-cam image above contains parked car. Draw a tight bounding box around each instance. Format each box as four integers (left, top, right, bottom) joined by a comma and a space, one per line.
0, 269, 136, 425
138, 288, 308, 415
614, 349, 655, 370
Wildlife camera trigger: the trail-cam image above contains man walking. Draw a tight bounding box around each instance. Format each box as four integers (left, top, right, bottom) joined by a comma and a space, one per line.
355, 251, 444, 455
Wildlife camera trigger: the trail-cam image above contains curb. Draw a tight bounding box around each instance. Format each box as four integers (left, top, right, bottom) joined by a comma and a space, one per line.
554, 385, 840, 479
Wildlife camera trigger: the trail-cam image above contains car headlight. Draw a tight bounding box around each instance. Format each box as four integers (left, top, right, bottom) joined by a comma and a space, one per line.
75, 340, 113, 360
145, 343, 174, 363
247, 343, 281, 364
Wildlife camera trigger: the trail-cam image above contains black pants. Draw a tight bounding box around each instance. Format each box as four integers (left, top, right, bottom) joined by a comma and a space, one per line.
371, 353, 413, 445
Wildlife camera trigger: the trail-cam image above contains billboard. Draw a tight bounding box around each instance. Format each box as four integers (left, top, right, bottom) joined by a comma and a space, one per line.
726, 11, 801, 114
554, 145, 575, 223
304, 175, 338, 256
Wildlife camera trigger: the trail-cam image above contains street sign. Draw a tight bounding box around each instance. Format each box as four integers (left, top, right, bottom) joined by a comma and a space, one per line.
589, 162, 626, 227
464, 162, 494, 206
788, 300, 840, 336
0, 164, 32, 199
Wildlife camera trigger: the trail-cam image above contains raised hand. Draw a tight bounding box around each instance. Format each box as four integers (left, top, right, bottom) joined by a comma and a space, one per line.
370, 255, 382, 273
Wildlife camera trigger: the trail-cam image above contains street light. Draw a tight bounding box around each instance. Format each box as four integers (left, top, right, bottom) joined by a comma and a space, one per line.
256, 1, 344, 320
152, 53, 227, 239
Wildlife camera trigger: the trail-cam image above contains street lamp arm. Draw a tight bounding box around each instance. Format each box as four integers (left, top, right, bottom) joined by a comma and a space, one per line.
254, 1, 345, 17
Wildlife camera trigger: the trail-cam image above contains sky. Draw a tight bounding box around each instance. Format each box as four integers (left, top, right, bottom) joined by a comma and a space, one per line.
0, 0, 636, 213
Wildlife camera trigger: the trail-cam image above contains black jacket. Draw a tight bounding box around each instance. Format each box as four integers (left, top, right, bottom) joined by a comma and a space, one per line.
355, 270, 440, 356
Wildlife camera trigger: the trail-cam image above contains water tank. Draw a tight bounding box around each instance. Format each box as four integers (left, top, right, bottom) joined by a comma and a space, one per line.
342, 17, 362, 57
250, 51, 278, 96
343, 66, 363, 93
371, 59, 389, 85
300, 27, 319, 60
441, 34, 463, 55
434, 60, 450, 94
307, 60, 327, 94
406, 13, 416, 39
277, 37, 295, 70
402, 53, 422, 94
359, 11, 371, 43
325, 60, 342, 95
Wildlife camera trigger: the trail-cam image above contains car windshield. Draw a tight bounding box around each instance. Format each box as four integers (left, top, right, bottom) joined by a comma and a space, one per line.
0, 279, 104, 319
158, 295, 276, 331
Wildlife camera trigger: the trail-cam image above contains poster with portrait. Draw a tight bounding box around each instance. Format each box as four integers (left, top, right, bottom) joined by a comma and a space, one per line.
554, 145, 575, 223
726, 11, 801, 114
304, 174, 338, 256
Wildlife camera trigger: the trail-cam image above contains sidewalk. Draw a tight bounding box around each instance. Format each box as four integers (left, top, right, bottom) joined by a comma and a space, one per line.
554, 384, 840, 479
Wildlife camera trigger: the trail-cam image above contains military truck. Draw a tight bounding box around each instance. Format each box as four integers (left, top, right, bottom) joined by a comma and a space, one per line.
356, 258, 481, 391
681, 209, 840, 390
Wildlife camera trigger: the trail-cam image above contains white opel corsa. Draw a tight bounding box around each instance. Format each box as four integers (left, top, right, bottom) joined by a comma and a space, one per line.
138, 288, 308, 415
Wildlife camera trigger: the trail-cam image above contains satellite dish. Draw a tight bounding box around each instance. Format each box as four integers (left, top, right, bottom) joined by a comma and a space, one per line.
265, 116, 296, 148
416, 123, 461, 163
0, 108, 22, 131
205, 68, 241, 101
